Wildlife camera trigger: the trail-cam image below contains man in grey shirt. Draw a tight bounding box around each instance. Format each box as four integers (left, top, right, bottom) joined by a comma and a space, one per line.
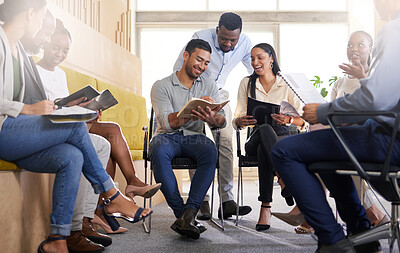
271, 0, 400, 252
150, 39, 226, 239
174, 12, 252, 221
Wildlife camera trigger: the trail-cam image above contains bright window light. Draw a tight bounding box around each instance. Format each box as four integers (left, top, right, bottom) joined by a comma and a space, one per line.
137, 0, 206, 11
140, 28, 204, 112
209, 0, 276, 11
279, 0, 347, 11
280, 24, 348, 95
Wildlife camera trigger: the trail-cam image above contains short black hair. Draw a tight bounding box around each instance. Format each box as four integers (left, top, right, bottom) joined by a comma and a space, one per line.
185, 39, 212, 55
218, 12, 242, 31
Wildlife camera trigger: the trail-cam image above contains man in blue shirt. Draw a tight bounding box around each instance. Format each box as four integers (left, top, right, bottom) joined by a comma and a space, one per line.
174, 12, 253, 220
271, 0, 400, 252
150, 39, 226, 239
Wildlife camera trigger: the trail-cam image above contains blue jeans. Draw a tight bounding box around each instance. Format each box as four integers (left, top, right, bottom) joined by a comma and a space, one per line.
271, 119, 400, 245
149, 132, 217, 217
0, 115, 114, 236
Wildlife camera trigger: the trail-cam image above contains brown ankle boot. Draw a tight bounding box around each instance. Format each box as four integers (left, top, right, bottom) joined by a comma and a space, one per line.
82, 217, 112, 247
67, 230, 104, 253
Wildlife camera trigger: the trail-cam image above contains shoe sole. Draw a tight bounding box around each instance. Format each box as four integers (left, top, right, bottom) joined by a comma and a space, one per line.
170, 224, 200, 239
85, 235, 112, 247
141, 185, 162, 198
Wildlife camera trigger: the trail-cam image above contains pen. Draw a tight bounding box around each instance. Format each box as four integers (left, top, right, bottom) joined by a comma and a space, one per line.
199, 90, 206, 97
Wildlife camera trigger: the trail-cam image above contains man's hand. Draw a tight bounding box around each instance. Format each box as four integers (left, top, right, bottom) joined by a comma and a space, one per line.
339, 60, 366, 79
200, 96, 215, 103
20, 100, 55, 115
235, 115, 257, 129
302, 103, 321, 125
168, 112, 191, 129
191, 105, 224, 128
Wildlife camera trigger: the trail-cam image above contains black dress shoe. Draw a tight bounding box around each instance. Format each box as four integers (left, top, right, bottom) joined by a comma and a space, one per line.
197, 201, 211, 220
218, 200, 252, 220
354, 240, 381, 253
316, 238, 356, 253
194, 220, 207, 233
171, 208, 200, 239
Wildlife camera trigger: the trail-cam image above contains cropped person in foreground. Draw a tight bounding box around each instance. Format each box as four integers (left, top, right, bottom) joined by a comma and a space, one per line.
0, 1, 152, 252
271, 0, 400, 252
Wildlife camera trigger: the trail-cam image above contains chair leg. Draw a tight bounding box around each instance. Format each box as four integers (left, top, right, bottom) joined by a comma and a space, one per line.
349, 203, 400, 251
142, 165, 152, 234
211, 168, 225, 231
235, 166, 243, 226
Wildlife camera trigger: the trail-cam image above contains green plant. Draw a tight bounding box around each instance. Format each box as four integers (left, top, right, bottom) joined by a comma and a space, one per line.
310, 75, 338, 98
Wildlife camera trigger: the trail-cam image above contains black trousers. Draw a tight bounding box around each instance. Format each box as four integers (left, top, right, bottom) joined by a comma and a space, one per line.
245, 124, 287, 203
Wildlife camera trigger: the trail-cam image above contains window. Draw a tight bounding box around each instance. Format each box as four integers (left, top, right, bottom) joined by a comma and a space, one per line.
139, 27, 205, 112
279, 0, 347, 11
280, 24, 348, 94
209, 0, 276, 11
137, 0, 206, 11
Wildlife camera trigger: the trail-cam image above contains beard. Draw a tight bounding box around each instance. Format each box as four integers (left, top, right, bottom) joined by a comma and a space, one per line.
185, 64, 201, 79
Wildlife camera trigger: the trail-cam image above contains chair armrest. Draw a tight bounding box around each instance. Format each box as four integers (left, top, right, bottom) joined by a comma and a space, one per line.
327, 111, 399, 181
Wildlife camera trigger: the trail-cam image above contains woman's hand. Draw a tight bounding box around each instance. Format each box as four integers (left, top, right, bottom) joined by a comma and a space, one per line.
271, 113, 291, 125
65, 97, 94, 107
20, 100, 55, 115
87, 109, 102, 123
339, 60, 367, 79
235, 115, 257, 129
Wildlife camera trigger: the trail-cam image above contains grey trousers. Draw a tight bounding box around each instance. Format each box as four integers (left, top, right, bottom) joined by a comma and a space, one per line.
189, 89, 234, 203
71, 133, 111, 231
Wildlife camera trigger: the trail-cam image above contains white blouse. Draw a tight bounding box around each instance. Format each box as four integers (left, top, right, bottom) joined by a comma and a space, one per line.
232, 75, 304, 130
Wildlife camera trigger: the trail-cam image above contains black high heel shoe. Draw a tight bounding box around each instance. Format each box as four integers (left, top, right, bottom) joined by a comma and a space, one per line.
37, 236, 66, 253
97, 191, 153, 231
256, 205, 271, 231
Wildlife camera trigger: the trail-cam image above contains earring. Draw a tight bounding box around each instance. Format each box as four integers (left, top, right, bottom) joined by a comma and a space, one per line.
270, 62, 274, 69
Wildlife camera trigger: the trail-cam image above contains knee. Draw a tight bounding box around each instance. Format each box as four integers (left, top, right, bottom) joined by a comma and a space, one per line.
199, 141, 217, 164
103, 122, 122, 137
58, 145, 84, 181
271, 138, 291, 160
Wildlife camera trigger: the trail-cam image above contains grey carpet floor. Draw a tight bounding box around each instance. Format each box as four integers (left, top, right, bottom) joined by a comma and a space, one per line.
101, 180, 395, 253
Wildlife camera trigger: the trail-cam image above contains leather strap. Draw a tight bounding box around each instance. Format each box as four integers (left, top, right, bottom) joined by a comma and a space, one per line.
261, 205, 271, 208
98, 191, 120, 209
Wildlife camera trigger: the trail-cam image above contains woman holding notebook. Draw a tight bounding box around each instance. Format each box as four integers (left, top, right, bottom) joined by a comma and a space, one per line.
233, 43, 306, 231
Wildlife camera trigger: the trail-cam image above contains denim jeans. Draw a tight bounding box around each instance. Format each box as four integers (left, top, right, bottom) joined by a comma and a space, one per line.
149, 132, 217, 217
271, 119, 400, 245
0, 115, 114, 236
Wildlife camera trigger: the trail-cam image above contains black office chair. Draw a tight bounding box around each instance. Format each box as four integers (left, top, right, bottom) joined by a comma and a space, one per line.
235, 128, 258, 225
141, 108, 224, 233
307, 111, 400, 252
235, 125, 298, 225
